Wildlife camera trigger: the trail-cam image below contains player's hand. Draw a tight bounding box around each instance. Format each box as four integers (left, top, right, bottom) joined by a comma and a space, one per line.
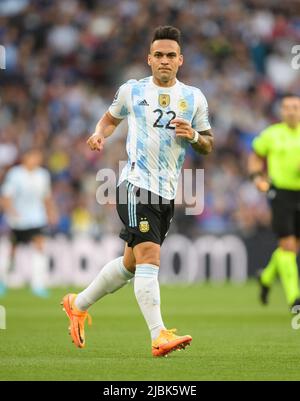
87, 133, 105, 152
171, 118, 194, 141
254, 176, 270, 192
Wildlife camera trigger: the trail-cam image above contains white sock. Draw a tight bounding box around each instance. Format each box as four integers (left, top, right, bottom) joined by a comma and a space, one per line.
0, 242, 13, 286
134, 264, 166, 340
75, 256, 134, 311
31, 249, 48, 291
0, 256, 10, 286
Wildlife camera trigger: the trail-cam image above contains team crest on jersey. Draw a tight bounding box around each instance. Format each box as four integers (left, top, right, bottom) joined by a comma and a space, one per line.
159, 94, 170, 108
179, 99, 188, 112
139, 218, 150, 233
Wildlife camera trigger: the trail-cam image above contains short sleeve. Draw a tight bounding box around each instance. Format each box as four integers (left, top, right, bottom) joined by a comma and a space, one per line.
191, 91, 211, 132
252, 128, 271, 157
108, 83, 130, 120
1, 169, 17, 197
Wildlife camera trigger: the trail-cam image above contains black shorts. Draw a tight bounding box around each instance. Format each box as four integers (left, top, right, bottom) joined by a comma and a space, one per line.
116, 180, 174, 248
268, 186, 300, 239
11, 227, 46, 245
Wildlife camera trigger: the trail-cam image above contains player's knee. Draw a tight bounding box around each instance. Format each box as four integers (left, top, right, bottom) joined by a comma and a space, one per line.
133, 242, 160, 267
123, 245, 136, 273
279, 237, 297, 253
137, 252, 160, 266
139, 257, 160, 267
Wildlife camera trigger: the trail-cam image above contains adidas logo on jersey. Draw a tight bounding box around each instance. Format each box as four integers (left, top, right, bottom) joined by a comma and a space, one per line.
138, 99, 149, 106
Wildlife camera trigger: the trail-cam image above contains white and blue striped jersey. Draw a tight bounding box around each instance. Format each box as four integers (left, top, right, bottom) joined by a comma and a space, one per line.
1, 165, 51, 230
109, 76, 211, 200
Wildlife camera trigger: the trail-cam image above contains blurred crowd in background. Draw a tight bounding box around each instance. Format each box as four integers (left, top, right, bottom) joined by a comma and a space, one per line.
0, 0, 300, 239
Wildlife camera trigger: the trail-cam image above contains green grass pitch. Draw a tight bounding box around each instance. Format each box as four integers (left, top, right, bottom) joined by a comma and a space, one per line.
0, 281, 300, 381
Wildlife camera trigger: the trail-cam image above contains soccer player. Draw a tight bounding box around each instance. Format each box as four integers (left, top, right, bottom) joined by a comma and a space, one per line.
0, 148, 57, 297
249, 94, 300, 309
62, 26, 214, 357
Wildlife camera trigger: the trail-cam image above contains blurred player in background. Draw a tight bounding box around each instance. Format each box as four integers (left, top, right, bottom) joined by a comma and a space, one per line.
249, 94, 300, 309
62, 26, 214, 357
0, 148, 57, 297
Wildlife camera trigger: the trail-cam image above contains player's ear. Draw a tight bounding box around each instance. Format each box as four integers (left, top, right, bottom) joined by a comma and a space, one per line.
147, 54, 152, 66
179, 54, 183, 67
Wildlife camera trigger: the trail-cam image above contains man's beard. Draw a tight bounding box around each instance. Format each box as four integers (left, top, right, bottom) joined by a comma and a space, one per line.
160, 73, 172, 82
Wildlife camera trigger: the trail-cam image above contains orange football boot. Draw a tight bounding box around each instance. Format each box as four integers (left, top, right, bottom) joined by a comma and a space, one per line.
61, 293, 92, 348
152, 329, 192, 357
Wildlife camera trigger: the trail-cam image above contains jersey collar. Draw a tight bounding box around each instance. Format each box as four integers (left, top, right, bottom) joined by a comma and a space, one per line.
150, 76, 179, 90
